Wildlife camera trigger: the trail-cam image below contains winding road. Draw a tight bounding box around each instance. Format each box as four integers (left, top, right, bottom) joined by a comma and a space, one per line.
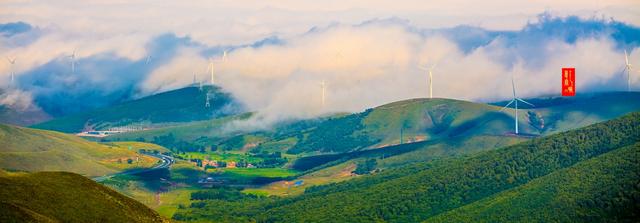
93, 153, 174, 182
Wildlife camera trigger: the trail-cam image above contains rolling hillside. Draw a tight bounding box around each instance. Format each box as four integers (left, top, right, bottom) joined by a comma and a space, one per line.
32, 85, 242, 133
0, 124, 165, 177
0, 171, 167, 222
105, 98, 517, 154
105, 92, 640, 156
172, 111, 640, 222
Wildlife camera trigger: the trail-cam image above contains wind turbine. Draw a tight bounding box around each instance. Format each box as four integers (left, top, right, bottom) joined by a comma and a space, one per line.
418, 63, 437, 99
205, 93, 211, 108
206, 51, 228, 86
6, 56, 16, 84
68, 50, 77, 74
145, 55, 152, 65
207, 58, 215, 85
320, 80, 327, 107
221, 50, 228, 62
500, 75, 534, 135
624, 50, 633, 92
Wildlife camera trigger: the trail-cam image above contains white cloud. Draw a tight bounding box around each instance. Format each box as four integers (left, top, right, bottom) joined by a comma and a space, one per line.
0, 88, 36, 111
0, 1, 639, 125
138, 22, 634, 127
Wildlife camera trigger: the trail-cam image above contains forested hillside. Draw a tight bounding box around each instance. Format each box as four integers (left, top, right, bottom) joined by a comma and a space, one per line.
427, 142, 640, 222
172, 111, 640, 222
33, 86, 241, 133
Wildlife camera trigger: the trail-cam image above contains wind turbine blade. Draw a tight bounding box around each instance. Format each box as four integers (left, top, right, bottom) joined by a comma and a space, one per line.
500, 99, 515, 111
511, 75, 516, 97
625, 50, 629, 65
516, 98, 534, 107
418, 65, 427, 70
431, 63, 437, 70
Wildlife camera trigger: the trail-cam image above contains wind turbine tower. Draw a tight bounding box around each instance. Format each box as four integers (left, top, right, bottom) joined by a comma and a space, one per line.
207, 58, 215, 85
6, 57, 16, 84
206, 51, 228, 86
418, 64, 437, 98
624, 50, 633, 92
501, 75, 534, 135
320, 80, 327, 107
69, 50, 77, 74
205, 93, 211, 108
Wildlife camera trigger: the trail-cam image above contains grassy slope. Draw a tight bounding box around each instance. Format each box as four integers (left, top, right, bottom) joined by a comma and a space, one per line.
32, 86, 240, 133
0, 124, 160, 177
363, 98, 511, 145
0, 171, 166, 222
427, 142, 640, 222
106, 141, 172, 153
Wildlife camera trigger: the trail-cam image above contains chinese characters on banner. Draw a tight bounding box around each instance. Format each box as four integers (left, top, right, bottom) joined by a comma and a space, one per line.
562, 68, 575, 96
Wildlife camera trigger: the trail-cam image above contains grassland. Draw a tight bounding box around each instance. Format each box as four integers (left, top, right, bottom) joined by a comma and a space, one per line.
245, 162, 357, 196
101, 175, 197, 218
0, 124, 162, 177
106, 141, 172, 153
214, 168, 298, 178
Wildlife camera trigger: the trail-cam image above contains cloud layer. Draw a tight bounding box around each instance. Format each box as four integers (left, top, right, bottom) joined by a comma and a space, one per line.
0, 9, 639, 127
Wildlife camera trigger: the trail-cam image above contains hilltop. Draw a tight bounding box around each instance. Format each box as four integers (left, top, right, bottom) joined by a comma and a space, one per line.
0, 171, 167, 222
0, 124, 167, 177
32, 85, 242, 133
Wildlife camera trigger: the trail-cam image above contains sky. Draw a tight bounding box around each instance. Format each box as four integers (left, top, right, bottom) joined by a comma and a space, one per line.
0, 1, 639, 126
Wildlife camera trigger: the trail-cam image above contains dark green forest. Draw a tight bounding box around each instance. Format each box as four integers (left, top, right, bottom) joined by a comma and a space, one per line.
172, 111, 640, 222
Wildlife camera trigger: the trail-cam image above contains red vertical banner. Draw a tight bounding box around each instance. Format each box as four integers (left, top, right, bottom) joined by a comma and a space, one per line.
562, 68, 575, 96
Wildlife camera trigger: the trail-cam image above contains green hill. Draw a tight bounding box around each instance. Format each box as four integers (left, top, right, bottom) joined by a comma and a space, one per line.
32, 86, 242, 133
105, 98, 516, 154
427, 142, 639, 222
0, 124, 164, 177
104, 92, 640, 158
0, 171, 167, 222
288, 98, 516, 154
171, 111, 640, 222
